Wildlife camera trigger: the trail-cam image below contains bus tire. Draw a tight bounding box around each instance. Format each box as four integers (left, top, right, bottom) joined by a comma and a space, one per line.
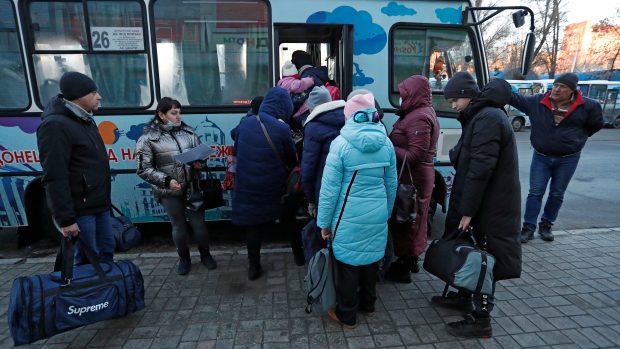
613, 116, 620, 129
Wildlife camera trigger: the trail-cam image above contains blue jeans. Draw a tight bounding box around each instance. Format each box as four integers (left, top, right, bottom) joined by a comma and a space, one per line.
75, 211, 114, 265
523, 151, 580, 229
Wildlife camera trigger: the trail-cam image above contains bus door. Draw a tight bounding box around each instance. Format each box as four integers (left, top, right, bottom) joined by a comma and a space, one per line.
274, 24, 353, 98
604, 89, 619, 126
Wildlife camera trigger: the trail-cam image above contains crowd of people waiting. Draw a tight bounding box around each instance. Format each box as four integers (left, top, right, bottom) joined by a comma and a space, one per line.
36, 47, 603, 339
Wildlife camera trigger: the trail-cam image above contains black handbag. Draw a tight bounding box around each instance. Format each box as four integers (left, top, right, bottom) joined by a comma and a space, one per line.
110, 205, 141, 252
423, 228, 495, 295
392, 155, 417, 224
186, 168, 225, 211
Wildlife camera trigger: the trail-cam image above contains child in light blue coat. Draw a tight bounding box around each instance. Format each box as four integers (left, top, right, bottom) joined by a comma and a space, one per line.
317, 93, 397, 328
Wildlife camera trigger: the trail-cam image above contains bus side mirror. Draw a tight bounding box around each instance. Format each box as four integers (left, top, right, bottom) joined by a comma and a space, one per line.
520, 32, 536, 77
512, 10, 527, 28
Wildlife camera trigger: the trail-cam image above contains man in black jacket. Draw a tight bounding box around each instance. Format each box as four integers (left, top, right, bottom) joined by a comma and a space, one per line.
509, 73, 603, 242
430, 73, 522, 338
37, 72, 113, 265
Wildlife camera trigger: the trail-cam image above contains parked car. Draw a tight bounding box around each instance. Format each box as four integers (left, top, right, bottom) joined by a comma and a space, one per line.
506, 105, 530, 132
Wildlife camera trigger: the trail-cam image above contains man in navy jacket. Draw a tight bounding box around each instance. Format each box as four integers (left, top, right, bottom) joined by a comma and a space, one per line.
509, 73, 603, 242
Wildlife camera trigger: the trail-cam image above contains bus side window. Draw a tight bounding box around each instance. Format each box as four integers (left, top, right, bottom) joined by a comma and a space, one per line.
0, 0, 29, 110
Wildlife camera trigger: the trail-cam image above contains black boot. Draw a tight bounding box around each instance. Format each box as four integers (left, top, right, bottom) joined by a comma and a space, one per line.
384, 258, 412, 283
410, 256, 420, 273
520, 224, 535, 243
538, 221, 554, 241
177, 250, 191, 275
446, 313, 492, 338
430, 291, 473, 313
199, 247, 217, 270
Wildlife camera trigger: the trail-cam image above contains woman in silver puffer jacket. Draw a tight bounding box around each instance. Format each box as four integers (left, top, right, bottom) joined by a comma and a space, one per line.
136, 97, 217, 275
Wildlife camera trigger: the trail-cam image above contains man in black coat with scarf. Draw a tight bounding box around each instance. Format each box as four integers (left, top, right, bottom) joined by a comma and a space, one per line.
430, 73, 522, 338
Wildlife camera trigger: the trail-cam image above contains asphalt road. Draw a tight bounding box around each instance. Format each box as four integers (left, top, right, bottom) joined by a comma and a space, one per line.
430, 128, 620, 235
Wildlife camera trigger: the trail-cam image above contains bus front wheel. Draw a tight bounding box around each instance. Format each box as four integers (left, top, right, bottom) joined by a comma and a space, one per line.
613, 117, 620, 129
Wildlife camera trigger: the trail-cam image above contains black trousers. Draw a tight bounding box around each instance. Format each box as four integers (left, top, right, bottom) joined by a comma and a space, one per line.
245, 218, 302, 267
335, 259, 379, 325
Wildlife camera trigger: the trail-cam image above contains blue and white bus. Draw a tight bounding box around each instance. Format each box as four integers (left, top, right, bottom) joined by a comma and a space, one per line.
576, 80, 620, 128
0, 0, 534, 239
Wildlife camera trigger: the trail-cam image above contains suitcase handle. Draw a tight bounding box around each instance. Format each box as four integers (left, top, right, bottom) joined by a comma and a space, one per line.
59, 236, 107, 286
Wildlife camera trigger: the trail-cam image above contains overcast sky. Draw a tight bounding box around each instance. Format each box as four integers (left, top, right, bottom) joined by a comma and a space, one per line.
563, 0, 619, 24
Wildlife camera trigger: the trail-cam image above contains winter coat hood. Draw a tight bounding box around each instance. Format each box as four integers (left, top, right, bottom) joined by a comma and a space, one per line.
461, 78, 512, 122
299, 66, 329, 85
340, 118, 387, 154
304, 100, 346, 125
259, 87, 293, 124
397, 75, 432, 117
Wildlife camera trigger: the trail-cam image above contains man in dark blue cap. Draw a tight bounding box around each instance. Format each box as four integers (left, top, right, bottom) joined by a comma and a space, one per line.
36, 71, 113, 265
509, 73, 603, 243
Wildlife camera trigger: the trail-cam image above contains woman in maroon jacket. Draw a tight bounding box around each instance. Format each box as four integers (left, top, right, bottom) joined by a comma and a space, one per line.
386, 75, 440, 283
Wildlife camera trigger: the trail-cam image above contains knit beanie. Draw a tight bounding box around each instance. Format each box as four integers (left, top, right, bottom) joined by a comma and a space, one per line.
307, 86, 332, 110
60, 72, 97, 101
554, 73, 578, 91
443, 72, 480, 99
281, 60, 298, 77
344, 93, 375, 120
346, 89, 372, 101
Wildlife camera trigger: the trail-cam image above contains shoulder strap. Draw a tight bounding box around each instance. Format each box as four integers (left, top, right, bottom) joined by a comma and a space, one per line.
398, 154, 414, 183
332, 170, 358, 242
255, 114, 287, 168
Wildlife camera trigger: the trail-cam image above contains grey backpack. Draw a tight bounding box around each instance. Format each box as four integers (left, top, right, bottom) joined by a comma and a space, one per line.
303, 171, 358, 314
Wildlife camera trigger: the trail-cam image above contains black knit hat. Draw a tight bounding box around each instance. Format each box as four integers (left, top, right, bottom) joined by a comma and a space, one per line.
443, 72, 480, 99
554, 73, 578, 91
60, 72, 97, 101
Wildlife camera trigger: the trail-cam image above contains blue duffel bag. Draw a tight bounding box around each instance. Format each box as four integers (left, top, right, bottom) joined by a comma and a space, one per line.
7, 236, 145, 346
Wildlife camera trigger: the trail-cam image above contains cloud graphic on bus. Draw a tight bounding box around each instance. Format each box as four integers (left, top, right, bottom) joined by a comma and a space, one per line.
381, 2, 417, 16
307, 6, 386, 55
0, 117, 41, 134
436, 6, 462, 24
353, 63, 375, 86
126, 123, 147, 141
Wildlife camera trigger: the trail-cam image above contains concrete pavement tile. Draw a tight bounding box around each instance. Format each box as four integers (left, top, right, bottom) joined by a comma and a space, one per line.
494, 317, 523, 335
396, 326, 420, 346
345, 335, 375, 349
537, 330, 573, 345
491, 335, 523, 349
121, 338, 153, 349
413, 324, 438, 343
524, 314, 556, 331
325, 331, 345, 348
549, 317, 581, 330
545, 296, 572, 306
570, 315, 604, 327
195, 340, 215, 349
129, 326, 159, 339
592, 326, 620, 346
198, 326, 219, 341
576, 328, 613, 347
550, 345, 580, 349
288, 334, 309, 349
261, 343, 290, 349
475, 337, 503, 349
232, 331, 261, 345
433, 341, 465, 349
264, 319, 288, 331
307, 333, 328, 349
372, 333, 403, 347
238, 320, 263, 331
182, 325, 204, 342
150, 335, 181, 349
563, 329, 598, 349
213, 339, 233, 349
557, 305, 587, 316
263, 330, 289, 343
217, 323, 237, 340
177, 342, 197, 349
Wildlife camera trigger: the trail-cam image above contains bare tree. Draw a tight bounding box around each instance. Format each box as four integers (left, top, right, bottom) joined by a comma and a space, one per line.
526, 0, 566, 77
473, 0, 514, 69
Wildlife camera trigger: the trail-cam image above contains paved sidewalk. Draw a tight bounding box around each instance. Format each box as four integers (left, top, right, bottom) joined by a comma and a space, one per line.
1, 228, 620, 349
